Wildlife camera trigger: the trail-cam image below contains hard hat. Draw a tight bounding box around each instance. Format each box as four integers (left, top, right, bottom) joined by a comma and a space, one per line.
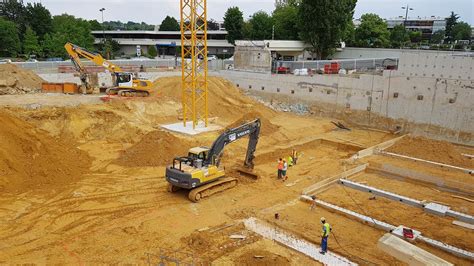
320, 217, 326, 222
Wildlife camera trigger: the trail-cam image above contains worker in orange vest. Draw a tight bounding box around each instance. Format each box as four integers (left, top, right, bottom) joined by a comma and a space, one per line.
277, 158, 283, 179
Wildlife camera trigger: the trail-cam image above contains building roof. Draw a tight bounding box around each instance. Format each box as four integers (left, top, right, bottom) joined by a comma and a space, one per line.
92, 30, 227, 35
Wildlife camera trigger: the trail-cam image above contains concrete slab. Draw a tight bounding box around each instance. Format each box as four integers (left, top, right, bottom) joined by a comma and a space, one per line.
378, 233, 454, 266
391, 225, 422, 241
424, 203, 450, 216
161, 121, 222, 136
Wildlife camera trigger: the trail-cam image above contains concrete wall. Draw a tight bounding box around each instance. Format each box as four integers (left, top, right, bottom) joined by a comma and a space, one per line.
333, 47, 471, 59
217, 52, 474, 145
234, 46, 272, 72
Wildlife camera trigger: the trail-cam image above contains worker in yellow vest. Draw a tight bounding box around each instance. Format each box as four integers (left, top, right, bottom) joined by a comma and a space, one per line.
320, 217, 331, 254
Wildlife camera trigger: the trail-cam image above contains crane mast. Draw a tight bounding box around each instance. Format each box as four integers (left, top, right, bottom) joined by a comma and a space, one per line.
180, 0, 209, 129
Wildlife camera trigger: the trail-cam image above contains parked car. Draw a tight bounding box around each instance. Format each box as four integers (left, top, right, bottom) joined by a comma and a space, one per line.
207, 55, 218, 61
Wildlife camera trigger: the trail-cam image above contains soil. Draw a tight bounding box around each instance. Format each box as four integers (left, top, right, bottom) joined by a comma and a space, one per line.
115, 130, 200, 167
0, 72, 471, 265
225, 110, 280, 136
0, 64, 44, 95
387, 136, 474, 168
235, 249, 290, 265
0, 111, 91, 193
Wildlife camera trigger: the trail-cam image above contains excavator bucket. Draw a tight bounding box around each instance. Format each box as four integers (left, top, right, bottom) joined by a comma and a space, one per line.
235, 166, 260, 180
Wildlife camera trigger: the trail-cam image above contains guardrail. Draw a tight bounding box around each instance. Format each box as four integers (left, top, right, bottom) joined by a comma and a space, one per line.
274, 57, 399, 73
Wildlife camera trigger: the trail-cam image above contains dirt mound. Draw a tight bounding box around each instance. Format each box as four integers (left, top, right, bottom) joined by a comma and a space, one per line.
152, 76, 274, 120
115, 130, 200, 167
387, 136, 473, 168
0, 112, 91, 193
0, 64, 44, 95
235, 250, 290, 266
225, 111, 279, 136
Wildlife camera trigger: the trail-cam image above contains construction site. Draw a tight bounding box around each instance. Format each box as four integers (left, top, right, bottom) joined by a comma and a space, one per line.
1, 2, 474, 266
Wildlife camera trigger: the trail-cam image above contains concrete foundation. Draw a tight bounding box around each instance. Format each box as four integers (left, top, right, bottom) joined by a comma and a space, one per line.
161, 121, 221, 136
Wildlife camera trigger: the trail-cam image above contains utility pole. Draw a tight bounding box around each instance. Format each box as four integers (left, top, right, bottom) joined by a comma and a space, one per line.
272, 25, 275, 40
401, 5, 413, 29
99, 8, 107, 59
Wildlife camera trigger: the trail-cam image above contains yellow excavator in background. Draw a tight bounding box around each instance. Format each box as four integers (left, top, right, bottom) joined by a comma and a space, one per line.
64, 42, 154, 97
166, 119, 261, 202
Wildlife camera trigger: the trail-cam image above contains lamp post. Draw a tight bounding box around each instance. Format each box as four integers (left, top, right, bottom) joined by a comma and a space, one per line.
99, 8, 106, 45
401, 5, 414, 29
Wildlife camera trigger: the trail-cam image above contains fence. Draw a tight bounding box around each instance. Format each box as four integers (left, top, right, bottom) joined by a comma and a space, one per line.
14, 58, 235, 73
273, 58, 399, 73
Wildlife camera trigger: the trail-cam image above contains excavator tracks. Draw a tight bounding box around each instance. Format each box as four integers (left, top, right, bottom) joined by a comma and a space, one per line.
188, 177, 238, 202
106, 88, 150, 97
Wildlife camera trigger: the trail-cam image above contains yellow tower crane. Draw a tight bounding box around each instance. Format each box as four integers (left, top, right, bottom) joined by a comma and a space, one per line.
180, 0, 209, 129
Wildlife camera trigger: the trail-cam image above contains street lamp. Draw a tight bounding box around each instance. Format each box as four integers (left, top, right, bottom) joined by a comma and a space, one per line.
401, 5, 414, 29
99, 8, 106, 45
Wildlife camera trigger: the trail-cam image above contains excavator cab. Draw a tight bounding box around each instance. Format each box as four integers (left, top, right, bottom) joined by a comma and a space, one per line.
116, 72, 133, 88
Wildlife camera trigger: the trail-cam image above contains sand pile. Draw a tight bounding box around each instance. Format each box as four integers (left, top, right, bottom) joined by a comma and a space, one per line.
0, 112, 91, 193
225, 111, 279, 136
152, 76, 274, 120
0, 64, 44, 95
115, 130, 200, 167
387, 136, 473, 168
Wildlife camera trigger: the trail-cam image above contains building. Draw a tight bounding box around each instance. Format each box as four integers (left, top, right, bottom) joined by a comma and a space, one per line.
385, 16, 447, 40
92, 30, 234, 57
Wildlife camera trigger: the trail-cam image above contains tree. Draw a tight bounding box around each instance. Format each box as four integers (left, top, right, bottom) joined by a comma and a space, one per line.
25, 2, 52, 40
272, 4, 299, 40
207, 19, 220, 31
23, 27, 41, 56
430, 30, 445, 44
89, 20, 102, 31
247, 11, 273, 40
390, 24, 409, 48
409, 30, 422, 43
343, 20, 356, 46
42, 14, 95, 58
223, 7, 244, 44
299, 0, 357, 59
0, 0, 27, 38
445, 12, 459, 43
0, 17, 21, 57
354, 13, 390, 48
159, 16, 179, 31
148, 45, 158, 58
452, 22, 471, 41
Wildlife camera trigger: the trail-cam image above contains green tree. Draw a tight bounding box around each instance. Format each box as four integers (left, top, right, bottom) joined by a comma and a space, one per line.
430, 30, 445, 44
159, 16, 179, 31
223, 7, 244, 44
42, 14, 95, 58
248, 11, 273, 40
452, 22, 471, 41
272, 4, 299, 40
0, 17, 21, 57
0, 0, 27, 38
445, 12, 459, 43
25, 2, 52, 40
89, 20, 102, 31
148, 45, 158, 58
23, 26, 41, 56
409, 30, 422, 43
390, 24, 409, 48
299, 0, 357, 59
343, 20, 356, 46
354, 13, 390, 48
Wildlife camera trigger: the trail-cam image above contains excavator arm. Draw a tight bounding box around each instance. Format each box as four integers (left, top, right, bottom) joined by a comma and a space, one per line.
205, 119, 261, 168
64, 42, 122, 73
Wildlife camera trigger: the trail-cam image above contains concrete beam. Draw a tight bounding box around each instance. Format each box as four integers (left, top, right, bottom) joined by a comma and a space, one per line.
300, 196, 474, 261
378, 151, 474, 175
378, 233, 454, 266
350, 135, 407, 160
338, 179, 474, 224
243, 217, 357, 265
302, 164, 367, 195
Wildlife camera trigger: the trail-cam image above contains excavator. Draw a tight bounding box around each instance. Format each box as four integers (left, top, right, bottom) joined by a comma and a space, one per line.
166, 119, 261, 202
64, 42, 154, 97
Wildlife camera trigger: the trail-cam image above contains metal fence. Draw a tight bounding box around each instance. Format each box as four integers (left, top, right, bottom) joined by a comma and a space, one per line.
13, 58, 235, 73
273, 58, 399, 73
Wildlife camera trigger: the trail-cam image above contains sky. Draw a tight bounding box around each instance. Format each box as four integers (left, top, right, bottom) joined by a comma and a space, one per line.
26, 0, 473, 25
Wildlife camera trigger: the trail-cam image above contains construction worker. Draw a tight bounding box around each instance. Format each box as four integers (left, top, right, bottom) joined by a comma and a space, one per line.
292, 149, 298, 165
287, 155, 293, 167
320, 217, 331, 254
282, 159, 288, 181
277, 158, 283, 179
